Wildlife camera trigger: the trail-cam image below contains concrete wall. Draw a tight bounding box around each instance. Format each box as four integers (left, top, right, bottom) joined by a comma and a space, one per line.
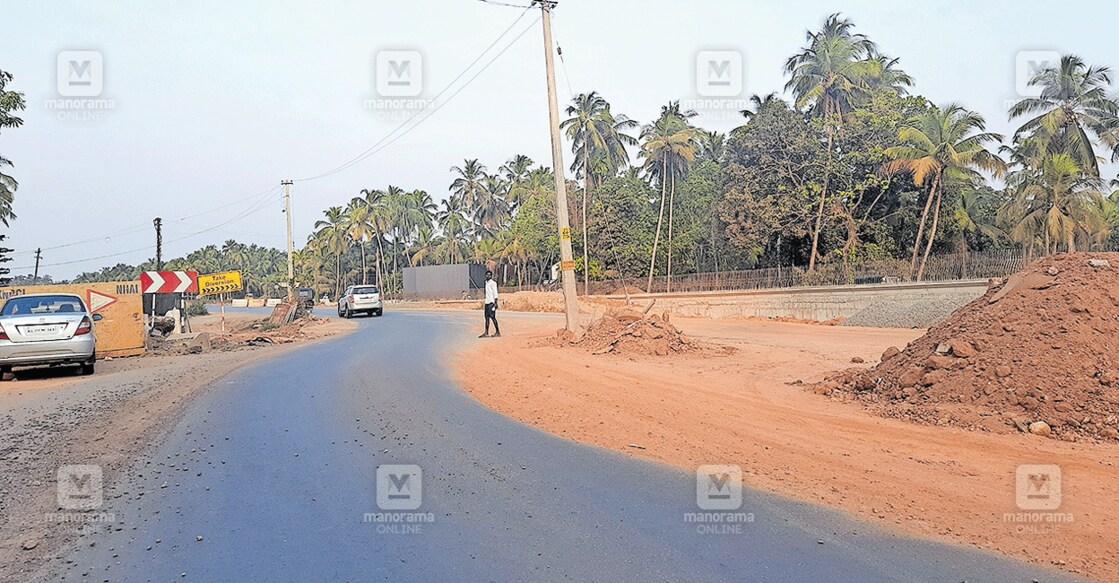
600, 280, 989, 322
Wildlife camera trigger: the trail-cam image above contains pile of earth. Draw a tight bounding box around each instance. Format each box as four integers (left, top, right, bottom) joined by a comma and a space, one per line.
813, 253, 1119, 442
550, 308, 735, 357
500, 291, 566, 313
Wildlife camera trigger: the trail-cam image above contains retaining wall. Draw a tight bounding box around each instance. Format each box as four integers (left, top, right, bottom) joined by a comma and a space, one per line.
599, 280, 990, 322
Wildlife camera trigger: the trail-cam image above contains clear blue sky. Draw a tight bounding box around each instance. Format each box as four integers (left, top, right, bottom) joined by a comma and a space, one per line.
1, 0, 1115, 278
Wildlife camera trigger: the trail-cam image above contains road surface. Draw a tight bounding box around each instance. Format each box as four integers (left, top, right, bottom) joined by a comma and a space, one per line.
60, 310, 1081, 582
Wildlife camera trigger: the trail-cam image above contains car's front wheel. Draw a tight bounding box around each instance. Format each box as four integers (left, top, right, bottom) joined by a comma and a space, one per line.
0, 366, 10, 381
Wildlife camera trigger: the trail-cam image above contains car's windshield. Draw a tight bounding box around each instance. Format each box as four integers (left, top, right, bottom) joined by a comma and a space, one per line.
353, 287, 379, 295
0, 295, 85, 316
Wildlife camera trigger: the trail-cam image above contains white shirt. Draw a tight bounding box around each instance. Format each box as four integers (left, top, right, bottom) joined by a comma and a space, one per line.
484, 279, 498, 305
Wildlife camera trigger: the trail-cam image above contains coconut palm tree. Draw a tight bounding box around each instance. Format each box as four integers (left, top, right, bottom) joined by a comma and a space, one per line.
883, 103, 1006, 279
449, 159, 489, 209
784, 13, 898, 271
499, 155, 535, 212
639, 109, 698, 291
313, 206, 351, 298
1009, 55, 1119, 177
436, 195, 471, 264
473, 174, 510, 237
562, 92, 639, 291
1002, 153, 1106, 253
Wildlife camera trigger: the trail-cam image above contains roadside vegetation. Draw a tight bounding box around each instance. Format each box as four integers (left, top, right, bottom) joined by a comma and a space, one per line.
9, 14, 1119, 297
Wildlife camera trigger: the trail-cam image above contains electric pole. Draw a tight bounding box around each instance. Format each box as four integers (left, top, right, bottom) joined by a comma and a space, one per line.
534, 0, 579, 332
33, 248, 41, 284
153, 217, 163, 270
282, 180, 294, 301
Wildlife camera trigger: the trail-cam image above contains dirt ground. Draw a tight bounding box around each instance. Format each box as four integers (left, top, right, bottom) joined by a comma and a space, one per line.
456, 314, 1118, 582
0, 312, 354, 581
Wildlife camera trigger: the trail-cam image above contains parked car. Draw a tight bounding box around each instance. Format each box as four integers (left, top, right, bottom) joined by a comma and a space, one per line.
0, 293, 101, 379
337, 285, 383, 318
297, 287, 316, 311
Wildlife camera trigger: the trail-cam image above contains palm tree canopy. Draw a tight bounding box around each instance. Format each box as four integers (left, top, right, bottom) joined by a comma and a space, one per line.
1008, 54, 1119, 176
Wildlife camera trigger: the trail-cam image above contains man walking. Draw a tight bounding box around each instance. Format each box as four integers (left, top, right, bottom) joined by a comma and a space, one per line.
480, 270, 500, 338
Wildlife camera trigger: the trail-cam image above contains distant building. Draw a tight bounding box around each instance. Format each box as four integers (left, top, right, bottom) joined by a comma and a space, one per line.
402, 264, 488, 300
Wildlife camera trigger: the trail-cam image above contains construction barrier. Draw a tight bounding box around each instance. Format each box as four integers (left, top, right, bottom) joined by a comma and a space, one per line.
0, 281, 145, 357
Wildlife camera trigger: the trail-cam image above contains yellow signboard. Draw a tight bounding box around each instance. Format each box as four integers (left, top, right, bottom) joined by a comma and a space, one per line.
560, 259, 576, 271
0, 281, 145, 357
559, 227, 571, 240
198, 270, 243, 296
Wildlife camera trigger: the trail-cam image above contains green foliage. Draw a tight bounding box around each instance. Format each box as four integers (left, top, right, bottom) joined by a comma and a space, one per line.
185, 299, 209, 316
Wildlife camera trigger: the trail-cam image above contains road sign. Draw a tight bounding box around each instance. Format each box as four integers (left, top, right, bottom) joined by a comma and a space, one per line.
559, 227, 571, 240
560, 259, 576, 271
140, 270, 199, 294
87, 290, 117, 312
198, 270, 243, 296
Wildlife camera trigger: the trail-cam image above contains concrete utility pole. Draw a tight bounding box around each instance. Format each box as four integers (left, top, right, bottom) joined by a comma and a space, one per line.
153, 217, 163, 269
282, 180, 295, 301
534, 0, 579, 332
32, 248, 41, 284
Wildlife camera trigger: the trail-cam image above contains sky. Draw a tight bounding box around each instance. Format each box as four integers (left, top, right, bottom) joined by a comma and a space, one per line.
0, 0, 1116, 279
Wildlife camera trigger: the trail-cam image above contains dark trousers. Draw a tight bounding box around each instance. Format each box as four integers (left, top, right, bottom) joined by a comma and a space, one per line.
484, 302, 500, 334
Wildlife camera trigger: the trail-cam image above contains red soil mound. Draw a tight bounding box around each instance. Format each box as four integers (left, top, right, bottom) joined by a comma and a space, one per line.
814, 253, 1119, 442
550, 309, 735, 357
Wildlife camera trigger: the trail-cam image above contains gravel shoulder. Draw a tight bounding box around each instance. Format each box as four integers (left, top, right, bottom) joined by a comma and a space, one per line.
0, 313, 355, 581
455, 314, 1116, 582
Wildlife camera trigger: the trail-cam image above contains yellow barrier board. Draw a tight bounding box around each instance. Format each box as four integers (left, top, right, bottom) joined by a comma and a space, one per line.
198, 270, 243, 296
0, 281, 145, 357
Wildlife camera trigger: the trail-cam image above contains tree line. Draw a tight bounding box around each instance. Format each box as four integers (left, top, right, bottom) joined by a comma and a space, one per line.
9, 13, 1119, 297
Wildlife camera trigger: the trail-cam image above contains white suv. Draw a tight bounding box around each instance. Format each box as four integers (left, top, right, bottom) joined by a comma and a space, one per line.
337, 285, 383, 318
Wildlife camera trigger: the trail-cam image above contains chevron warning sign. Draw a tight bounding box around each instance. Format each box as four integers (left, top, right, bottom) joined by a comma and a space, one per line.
140, 270, 199, 294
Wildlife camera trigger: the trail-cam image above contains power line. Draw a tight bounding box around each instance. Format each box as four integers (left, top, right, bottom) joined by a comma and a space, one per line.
12, 190, 281, 271
475, 0, 532, 8
9, 184, 279, 257
293, 6, 535, 182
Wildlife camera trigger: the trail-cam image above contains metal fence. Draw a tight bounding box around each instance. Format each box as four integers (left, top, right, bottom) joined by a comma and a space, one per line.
391, 247, 1114, 300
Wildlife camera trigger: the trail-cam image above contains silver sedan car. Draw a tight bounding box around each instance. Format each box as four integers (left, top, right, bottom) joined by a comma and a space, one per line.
337, 285, 383, 318
0, 293, 101, 379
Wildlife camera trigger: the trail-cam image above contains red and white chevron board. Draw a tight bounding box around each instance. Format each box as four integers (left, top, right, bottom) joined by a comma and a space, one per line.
140, 270, 199, 294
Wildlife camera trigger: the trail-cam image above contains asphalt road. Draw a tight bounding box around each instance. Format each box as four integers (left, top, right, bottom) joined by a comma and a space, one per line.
61, 310, 1081, 582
